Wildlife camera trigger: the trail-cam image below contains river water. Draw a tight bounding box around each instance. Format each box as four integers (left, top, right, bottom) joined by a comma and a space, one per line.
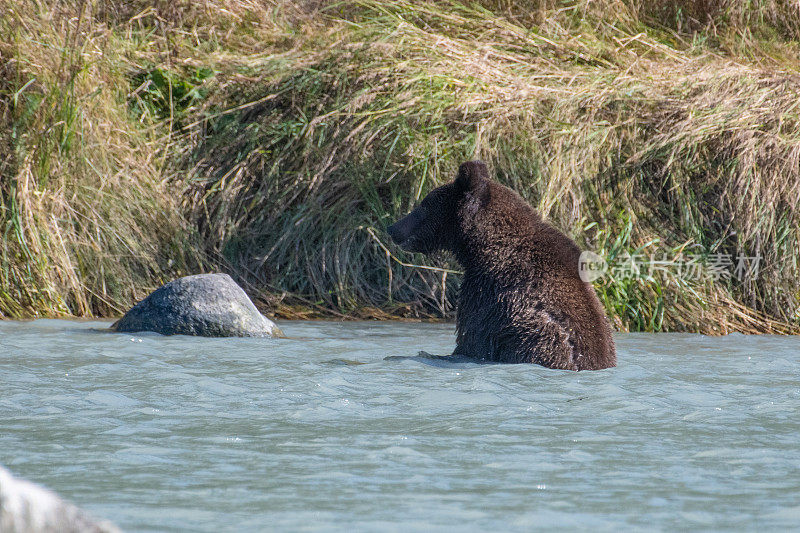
0, 319, 798, 532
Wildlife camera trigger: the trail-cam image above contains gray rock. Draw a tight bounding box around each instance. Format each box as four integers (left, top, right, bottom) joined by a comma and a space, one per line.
112, 273, 282, 337
0, 464, 121, 533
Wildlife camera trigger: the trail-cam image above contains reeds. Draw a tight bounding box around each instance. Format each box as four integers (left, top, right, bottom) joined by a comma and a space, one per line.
0, 0, 203, 317
2, 0, 799, 332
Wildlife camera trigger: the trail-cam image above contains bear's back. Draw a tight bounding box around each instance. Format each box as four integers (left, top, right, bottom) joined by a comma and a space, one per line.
456, 181, 616, 370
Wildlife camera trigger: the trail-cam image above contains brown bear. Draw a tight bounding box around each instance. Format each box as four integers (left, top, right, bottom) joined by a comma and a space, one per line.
387, 161, 616, 370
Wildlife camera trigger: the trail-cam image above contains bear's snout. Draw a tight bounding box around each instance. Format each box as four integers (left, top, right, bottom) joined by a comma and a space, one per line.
387, 212, 418, 250
387, 221, 407, 246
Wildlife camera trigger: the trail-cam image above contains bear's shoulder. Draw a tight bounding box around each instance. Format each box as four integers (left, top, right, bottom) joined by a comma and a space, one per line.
475, 182, 581, 276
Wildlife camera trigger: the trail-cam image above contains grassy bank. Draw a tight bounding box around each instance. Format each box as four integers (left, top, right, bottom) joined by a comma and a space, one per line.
2, 0, 800, 333
0, 0, 205, 317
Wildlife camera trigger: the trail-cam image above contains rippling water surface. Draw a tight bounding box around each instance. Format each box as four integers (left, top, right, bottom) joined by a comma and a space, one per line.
1, 319, 799, 531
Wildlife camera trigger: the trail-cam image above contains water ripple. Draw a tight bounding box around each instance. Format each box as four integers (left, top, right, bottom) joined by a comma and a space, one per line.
0, 319, 799, 531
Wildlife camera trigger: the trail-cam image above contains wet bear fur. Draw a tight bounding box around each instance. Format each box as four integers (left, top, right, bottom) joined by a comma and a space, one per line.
387, 161, 616, 371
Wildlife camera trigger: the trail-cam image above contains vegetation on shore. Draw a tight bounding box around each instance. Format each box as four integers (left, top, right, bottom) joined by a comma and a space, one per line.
2, 0, 800, 333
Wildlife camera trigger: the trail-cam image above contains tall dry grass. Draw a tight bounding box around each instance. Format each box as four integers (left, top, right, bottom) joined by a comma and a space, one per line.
175, 0, 800, 332
1, 0, 799, 332
0, 0, 203, 317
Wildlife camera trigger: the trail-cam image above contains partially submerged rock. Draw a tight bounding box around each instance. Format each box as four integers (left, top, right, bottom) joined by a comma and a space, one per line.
112, 273, 282, 337
0, 464, 121, 533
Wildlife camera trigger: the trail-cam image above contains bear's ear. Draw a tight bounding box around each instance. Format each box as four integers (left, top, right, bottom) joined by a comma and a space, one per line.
455, 160, 489, 193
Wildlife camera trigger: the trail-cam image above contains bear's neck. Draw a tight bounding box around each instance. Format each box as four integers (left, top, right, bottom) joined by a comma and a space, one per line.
453, 233, 537, 281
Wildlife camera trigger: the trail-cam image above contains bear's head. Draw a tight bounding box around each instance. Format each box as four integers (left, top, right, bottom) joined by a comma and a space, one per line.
387, 160, 489, 254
